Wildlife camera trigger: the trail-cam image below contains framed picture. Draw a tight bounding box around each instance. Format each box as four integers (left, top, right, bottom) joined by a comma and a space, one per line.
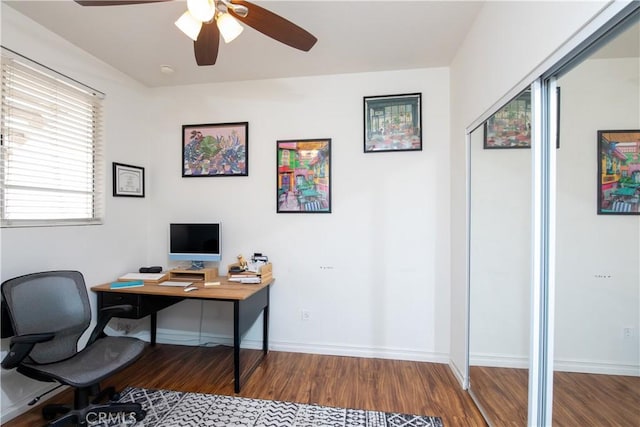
364, 93, 422, 152
484, 89, 531, 149
597, 129, 640, 215
182, 122, 248, 177
277, 139, 331, 213
113, 162, 144, 197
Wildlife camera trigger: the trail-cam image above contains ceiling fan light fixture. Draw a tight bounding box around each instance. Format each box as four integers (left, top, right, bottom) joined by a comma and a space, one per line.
217, 12, 243, 43
175, 11, 203, 41
187, 0, 216, 23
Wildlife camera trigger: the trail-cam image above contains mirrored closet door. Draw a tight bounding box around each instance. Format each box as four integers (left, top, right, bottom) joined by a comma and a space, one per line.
468, 94, 533, 425
550, 14, 639, 426
467, 4, 639, 426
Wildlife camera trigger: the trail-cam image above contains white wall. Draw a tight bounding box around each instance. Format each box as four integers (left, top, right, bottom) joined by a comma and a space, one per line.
139, 68, 452, 359
555, 56, 639, 374
0, 5, 153, 422
448, 0, 608, 382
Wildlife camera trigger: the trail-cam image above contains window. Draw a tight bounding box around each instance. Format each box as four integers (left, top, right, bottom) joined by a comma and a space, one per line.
1, 48, 104, 227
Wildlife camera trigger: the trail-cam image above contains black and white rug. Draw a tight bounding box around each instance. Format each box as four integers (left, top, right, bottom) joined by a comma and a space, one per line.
113, 387, 444, 427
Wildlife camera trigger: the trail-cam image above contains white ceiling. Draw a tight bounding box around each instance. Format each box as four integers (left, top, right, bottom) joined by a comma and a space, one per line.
3, 0, 485, 87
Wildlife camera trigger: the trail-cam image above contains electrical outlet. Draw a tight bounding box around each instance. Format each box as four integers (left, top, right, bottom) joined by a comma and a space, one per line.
301, 309, 311, 321
623, 327, 635, 339
115, 321, 132, 334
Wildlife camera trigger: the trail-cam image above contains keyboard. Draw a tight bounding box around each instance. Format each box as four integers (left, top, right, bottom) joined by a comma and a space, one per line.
158, 281, 192, 287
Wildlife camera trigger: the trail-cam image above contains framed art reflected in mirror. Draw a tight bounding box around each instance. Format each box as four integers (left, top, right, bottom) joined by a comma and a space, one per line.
597, 129, 640, 215
484, 89, 531, 149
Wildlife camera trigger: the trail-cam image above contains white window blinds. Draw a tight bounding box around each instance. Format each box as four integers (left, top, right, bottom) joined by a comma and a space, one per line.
1, 49, 104, 227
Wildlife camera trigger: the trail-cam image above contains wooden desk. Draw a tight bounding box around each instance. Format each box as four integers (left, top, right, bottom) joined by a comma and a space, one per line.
91, 278, 272, 393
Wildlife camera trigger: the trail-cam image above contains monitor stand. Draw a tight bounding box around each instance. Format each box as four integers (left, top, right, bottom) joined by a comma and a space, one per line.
188, 261, 205, 270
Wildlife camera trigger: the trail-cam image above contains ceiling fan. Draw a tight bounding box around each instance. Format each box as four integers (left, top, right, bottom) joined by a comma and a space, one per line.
74, 0, 318, 66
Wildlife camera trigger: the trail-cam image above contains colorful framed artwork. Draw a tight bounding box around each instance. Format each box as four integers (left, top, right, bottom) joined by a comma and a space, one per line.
277, 139, 331, 213
597, 129, 640, 215
484, 89, 531, 149
363, 93, 422, 152
182, 122, 248, 177
112, 162, 144, 197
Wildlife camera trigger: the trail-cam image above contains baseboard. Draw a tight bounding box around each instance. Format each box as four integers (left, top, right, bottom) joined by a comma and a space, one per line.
469, 353, 529, 369
554, 358, 640, 376
129, 327, 640, 377
470, 353, 640, 376
448, 358, 468, 389
0, 384, 68, 425
269, 340, 449, 364
144, 328, 449, 363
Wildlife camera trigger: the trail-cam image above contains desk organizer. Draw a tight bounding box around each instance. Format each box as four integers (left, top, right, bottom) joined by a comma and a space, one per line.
227, 262, 273, 284
168, 268, 218, 283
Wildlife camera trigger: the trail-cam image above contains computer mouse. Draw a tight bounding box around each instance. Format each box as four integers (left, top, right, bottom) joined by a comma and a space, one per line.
184, 286, 197, 292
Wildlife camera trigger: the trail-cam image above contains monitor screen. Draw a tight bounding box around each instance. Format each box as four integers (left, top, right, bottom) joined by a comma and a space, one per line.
169, 223, 221, 268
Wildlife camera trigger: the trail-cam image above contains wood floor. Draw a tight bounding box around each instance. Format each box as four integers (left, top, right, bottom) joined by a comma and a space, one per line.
470, 366, 640, 426
3, 344, 487, 427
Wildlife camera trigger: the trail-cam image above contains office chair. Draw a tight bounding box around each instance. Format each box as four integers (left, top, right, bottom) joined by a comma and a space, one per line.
1, 270, 146, 426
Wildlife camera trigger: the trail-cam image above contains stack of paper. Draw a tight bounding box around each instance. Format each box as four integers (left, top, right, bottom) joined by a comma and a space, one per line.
158, 281, 193, 287
118, 272, 167, 283
228, 277, 261, 284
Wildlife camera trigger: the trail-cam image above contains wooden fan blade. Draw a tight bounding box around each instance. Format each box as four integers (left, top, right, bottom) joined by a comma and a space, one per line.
75, 1, 172, 5
194, 22, 220, 66
228, 0, 317, 52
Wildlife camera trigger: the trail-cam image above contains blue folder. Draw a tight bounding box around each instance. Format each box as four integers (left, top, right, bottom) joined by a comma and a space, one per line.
110, 280, 144, 289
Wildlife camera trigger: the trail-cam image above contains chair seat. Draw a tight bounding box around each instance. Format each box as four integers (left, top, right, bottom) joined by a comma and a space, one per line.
21, 337, 145, 388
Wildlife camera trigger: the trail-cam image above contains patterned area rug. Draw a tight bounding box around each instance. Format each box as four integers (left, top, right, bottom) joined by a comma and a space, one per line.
114, 387, 444, 427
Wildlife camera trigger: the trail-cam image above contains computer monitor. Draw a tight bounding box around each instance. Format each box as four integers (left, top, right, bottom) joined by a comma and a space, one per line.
169, 223, 221, 269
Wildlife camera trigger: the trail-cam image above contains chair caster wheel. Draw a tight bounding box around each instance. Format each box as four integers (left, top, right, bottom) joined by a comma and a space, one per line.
43, 409, 56, 421
42, 405, 68, 420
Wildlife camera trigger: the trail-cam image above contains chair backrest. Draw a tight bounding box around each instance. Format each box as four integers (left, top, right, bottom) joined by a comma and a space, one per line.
1, 271, 91, 364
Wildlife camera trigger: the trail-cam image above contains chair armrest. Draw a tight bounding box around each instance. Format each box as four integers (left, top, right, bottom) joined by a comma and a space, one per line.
1, 333, 55, 369
87, 304, 133, 345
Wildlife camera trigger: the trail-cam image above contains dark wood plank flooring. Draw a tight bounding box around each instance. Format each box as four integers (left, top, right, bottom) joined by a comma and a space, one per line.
470, 366, 640, 426
3, 344, 487, 426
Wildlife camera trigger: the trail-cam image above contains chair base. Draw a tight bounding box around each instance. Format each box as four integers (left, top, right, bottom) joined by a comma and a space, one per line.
41, 385, 142, 426
42, 404, 70, 421
46, 402, 145, 427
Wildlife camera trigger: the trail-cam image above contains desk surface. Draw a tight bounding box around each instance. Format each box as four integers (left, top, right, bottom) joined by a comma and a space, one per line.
91, 277, 272, 301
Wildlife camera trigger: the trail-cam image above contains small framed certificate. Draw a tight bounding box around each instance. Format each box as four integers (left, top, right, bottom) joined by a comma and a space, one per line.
113, 162, 145, 197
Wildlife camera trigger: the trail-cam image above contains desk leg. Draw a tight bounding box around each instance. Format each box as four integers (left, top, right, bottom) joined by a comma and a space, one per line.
233, 286, 269, 393
233, 301, 241, 393
150, 312, 157, 346
263, 294, 269, 354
